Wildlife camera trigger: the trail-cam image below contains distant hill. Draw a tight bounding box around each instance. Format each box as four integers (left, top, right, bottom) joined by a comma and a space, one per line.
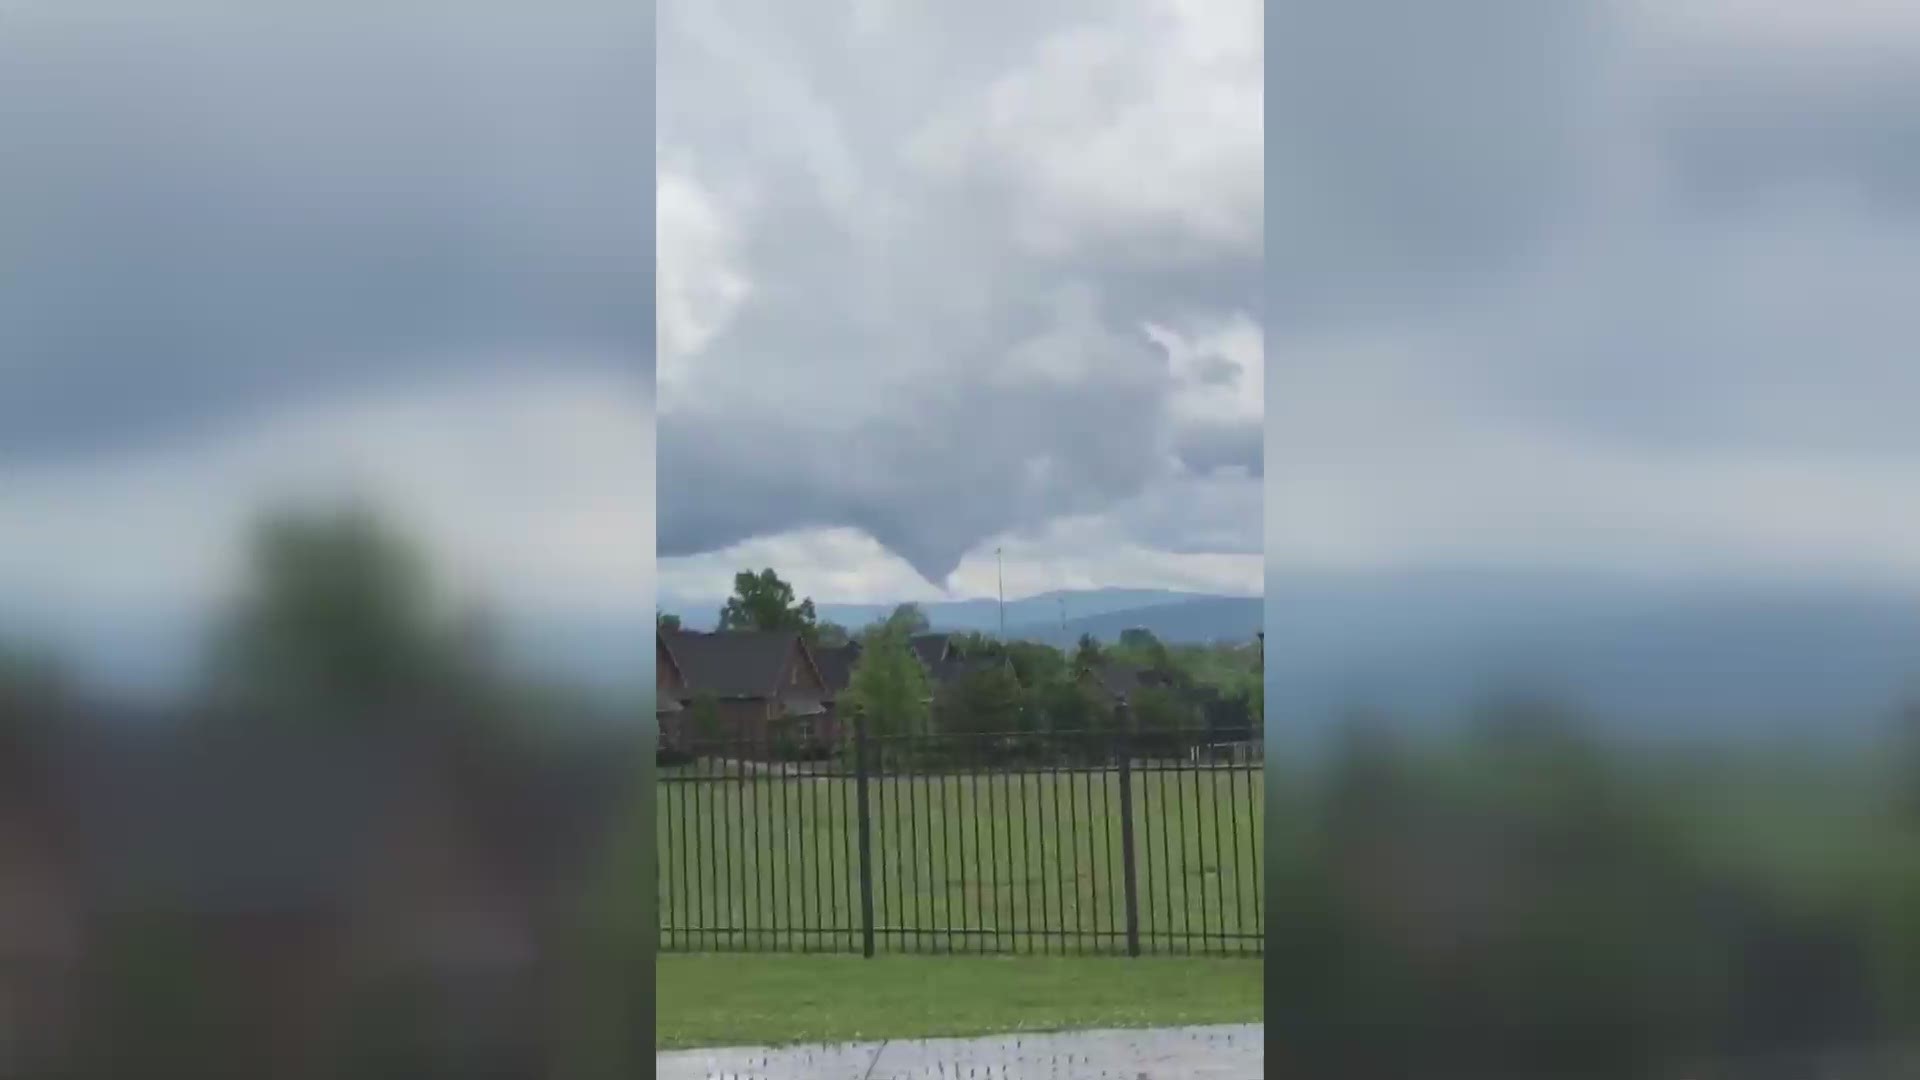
1005, 596, 1264, 648
1263, 569, 1920, 745
662, 588, 1230, 635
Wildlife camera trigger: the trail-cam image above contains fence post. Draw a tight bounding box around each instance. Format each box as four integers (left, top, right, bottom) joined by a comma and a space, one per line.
854, 712, 877, 958
1115, 706, 1142, 957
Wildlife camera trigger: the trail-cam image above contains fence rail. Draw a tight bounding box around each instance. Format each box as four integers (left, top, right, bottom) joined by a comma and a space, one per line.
657, 722, 1263, 958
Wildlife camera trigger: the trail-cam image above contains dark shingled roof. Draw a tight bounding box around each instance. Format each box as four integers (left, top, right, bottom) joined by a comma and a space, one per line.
909, 634, 953, 669
660, 629, 807, 698
811, 642, 861, 695
928, 656, 1011, 687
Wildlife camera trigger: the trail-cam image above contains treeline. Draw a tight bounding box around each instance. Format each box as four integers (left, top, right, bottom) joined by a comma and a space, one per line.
664, 569, 1264, 765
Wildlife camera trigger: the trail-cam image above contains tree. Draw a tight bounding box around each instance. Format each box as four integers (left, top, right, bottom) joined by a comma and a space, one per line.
202, 503, 477, 723
953, 630, 1007, 660
657, 610, 682, 632
1073, 633, 1104, 671
1131, 685, 1199, 758
717, 569, 819, 638
1034, 677, 1104, 734
883, 602, 931, 637
1004, 640, 1066, 689
937, 666, 1024, 737
815, 621, 851, 648
842, 626, 931, 738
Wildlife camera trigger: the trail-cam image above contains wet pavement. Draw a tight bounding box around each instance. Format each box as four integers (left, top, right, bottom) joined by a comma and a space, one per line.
655, 1022, 1263, 1079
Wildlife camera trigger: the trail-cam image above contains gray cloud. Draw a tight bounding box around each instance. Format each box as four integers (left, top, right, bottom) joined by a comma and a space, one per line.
655, 0, 1264, 586
0, 7, 653, 463
1270, 0, 1920, 580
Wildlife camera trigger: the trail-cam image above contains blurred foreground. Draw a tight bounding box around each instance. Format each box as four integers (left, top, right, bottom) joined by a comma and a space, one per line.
1271, 697, 1920, 1079
0, 506, 649, 1078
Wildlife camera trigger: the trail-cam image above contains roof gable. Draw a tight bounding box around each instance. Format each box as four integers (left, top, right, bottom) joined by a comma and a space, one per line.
909, 634, 953, 669
656, 634, 685, 688
810, 642, 862, 695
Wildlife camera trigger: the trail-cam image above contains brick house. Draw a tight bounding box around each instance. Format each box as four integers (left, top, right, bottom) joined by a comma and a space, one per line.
809, 641, 861, 726
656, 633, 686, 726
655, 629, 835, 757
0, 709, 636, 1078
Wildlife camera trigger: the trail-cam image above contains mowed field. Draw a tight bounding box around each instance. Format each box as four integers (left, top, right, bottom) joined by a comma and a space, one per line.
656, 763, 1264, 956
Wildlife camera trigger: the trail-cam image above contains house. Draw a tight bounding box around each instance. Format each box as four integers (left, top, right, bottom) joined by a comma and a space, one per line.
0, 711, 636, 1078
656, 629, 836, 757
808, 640, 862, 728
908, 633, 956, 670
656, 633, 686, 718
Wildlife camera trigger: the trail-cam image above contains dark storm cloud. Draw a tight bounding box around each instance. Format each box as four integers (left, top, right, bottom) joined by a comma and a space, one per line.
1269, 0, 1920, 457
0, 7, 651, 462
656, 285, 1184, 582
654, 0, 1265, 585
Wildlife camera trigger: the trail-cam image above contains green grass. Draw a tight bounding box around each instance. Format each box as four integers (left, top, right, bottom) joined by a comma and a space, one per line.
656, 765, 1264, 955
655, 952, 1264, 1049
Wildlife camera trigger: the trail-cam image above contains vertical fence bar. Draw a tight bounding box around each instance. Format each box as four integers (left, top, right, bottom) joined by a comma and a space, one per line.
1208, 750, 1226, 955
855, 715, 877, 958
1117, 726, 1142, 957
1246, 754, 1262, 951
735, 736, 748, 948
1080, 733, 1097, 952
917, 751, 932, 954
990, 753, 1006, 945
1226, 749, 1244, 955
1021, 749, 1037, 956
848, 743, 860, 953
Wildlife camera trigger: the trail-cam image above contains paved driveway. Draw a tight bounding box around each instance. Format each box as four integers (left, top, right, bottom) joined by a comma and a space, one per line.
656, 1023, 1263, 1079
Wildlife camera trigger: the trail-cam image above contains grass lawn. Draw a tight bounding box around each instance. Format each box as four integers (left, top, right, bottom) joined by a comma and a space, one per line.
655, 952, 1264, 1050
657, 766, 1264, 956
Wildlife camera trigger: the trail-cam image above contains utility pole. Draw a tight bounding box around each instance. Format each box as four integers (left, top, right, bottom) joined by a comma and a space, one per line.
996, 547, 1005, 639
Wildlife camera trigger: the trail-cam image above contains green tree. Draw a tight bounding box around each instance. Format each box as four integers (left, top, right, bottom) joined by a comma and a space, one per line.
843, 627, 931, 738
815, 621, 851, 648
657, 610, 681, 632
1034, 676, 1105, 734
202, 503, 479, 723
1004, 640, 1066, 688
1072, 632, 1103, 671
883, 602, 931, 637
1131, 685, 1198, 757
953, 630, 1008, 660
937, 666, 1025, 736
717, 569, 819, 638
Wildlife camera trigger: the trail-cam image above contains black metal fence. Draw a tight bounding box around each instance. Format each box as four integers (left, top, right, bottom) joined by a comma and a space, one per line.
656, 722, 1263, 957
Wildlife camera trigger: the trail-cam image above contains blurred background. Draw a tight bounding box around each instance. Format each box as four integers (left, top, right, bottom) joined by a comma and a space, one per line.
1268, 1, 1920, 1077
0, 4, 652, 1076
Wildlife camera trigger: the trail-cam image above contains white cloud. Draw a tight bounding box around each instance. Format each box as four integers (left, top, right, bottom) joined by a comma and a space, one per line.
0, 368, 655, 618
1151, 312, 1264, 430
905, 0, 1261, 262
656, 159, 753, 408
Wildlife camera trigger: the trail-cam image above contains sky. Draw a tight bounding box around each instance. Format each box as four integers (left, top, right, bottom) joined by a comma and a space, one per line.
6, 0, 1920, 685
0, 5, 655, 645
1268, 0, 1920, 593
654, 0, 1265, 607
